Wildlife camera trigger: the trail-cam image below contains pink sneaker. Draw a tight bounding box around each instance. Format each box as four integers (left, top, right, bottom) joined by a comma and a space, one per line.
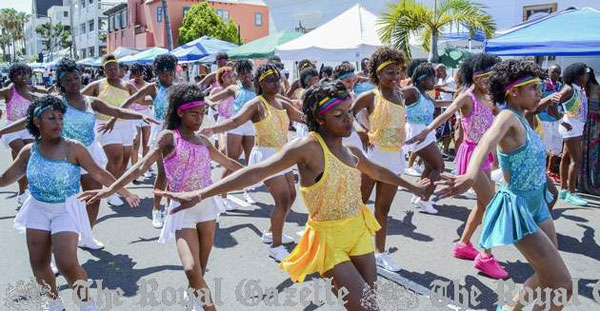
474, 254, 509, 279
452, 242, 479, 260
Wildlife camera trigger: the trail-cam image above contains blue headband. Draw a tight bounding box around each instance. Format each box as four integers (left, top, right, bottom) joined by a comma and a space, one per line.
416, 74, 429, 81
33, 105, 53, 118
338, 72, 355, 80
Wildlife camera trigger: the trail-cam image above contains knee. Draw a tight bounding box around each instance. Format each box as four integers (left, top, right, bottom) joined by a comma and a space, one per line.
56, 259, 79, 277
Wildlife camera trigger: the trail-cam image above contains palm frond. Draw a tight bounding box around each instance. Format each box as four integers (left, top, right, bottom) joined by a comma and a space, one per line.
377, 0, 434, 58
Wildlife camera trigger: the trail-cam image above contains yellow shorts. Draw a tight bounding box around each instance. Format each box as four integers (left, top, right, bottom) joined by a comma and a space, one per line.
280, 205, 381, 282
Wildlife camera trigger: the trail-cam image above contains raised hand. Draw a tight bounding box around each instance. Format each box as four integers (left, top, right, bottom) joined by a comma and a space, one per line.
98, 119, 116, 134
153, 189, 200, 214
142, 115, 160, 125
405, 130, 428, 145
78, 189, 110, 205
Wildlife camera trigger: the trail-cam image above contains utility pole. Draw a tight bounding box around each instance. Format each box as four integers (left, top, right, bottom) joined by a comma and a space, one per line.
69, 0, 77, 59
161, 0, 173, 50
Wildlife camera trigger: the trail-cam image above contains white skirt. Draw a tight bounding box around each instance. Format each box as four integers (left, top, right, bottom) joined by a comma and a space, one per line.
158, 197, 223, 243
149, 122, 165, 147
559, 116, 584, 139
14, 195, 95, 246
294, 122, 309, 139
228, 121, 255, 136
368, 146, 406, 175
248, 146, 293, 187
82, 141, 108, 175
404, 122, 437, 153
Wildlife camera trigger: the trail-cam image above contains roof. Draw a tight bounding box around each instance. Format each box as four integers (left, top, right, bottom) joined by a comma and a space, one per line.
104, 2, 128, 16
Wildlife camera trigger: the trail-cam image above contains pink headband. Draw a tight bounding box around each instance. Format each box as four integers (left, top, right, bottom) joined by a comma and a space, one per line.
178, 100, 205, 113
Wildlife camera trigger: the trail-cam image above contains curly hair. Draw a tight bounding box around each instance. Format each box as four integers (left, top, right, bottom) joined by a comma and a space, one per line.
489, 59, 547, 105
216, 66, 234, 86
406, 59, 427, 79
55, 57, 80, 93
411, 62, 435, 87
299, 67, 318, 88
267, 56, 284, 70
368, 46, 405, 85
233, 59, 253, 75
130, 63, 145, 76
563, 63, 587, 86
26, 95, 66, 139
460, 53, 500, 87
8, 63, 31, 82
153, 54, 178, 74
215, 52, 229, 62
302, 80, 348, 132
333, 62, 356, 79
165, 84, 206, 130
254, 63, 281, 95
319, 66, 333, 79
298, 59, 314, 72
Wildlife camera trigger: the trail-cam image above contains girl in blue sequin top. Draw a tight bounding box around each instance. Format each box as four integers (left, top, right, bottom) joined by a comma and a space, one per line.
3, 96, 139, 311
437, 60, 572, 310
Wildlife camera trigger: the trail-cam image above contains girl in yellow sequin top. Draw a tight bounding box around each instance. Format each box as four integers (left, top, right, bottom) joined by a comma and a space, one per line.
156, 80, 426, 310
202, 64, 305, 262
350, 46, 410, 272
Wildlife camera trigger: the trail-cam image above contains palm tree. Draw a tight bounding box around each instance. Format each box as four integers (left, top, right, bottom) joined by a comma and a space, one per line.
36, 22, 72, 59
378, 0, 495, 62
0, 8, 29, 62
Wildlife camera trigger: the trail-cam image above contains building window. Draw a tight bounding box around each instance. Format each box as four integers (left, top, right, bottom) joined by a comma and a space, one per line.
255, 12, 263, 26
89, 0, 93, 4
89, 47, 95, 57
523, 3, 557, 21
80, 0, 85, 8
157, 7, 163, 23
120, 10, 127, 28
81, 49, 86, 58
183, 7, 191, 17
216, 9, 229, 22
89, 19, 94, 32
108, 15, 114, 31
80, 23, 86, 34
63, 11, 68, 18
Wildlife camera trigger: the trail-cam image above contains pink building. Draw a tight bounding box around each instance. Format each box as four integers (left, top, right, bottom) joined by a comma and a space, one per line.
106, 0, 269, 53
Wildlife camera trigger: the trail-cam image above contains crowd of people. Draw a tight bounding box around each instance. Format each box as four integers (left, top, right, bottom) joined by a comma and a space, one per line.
0, 47, 598, 310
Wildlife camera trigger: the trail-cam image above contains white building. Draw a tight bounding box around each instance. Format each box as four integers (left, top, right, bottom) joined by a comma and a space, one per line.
72, 0, 125, 59
25, 0, 70, 61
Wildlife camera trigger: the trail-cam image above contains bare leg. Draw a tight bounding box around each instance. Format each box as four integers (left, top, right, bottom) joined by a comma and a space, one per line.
9, 139, 28, 194
559, 142, 570, 190
263, 175, 292, 247
564, 137, 582, 192
153, 155, 167, 211
176, 229, 216, 311
26, 229, 57, 297
459, 170, 494, 249
141, 126, 151, 158
81, 174, 102, 228
415, 142, 445, 201
221, 134, 243, 199
131, 127, 142, 166
196, 220, 217, 274
103, 144, 124, 180
373, 182, 398, 253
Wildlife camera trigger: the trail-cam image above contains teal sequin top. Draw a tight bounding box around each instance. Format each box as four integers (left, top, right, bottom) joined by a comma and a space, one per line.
406, 90, 434, 125
62, 96, 96, 147
153, 81, 169, 121
27, 143, 81, 203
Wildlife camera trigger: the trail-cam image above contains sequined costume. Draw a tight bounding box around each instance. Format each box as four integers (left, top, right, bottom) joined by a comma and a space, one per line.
159, 129, 221, 243
280, 133, 380, 282
211, 86, 234, 122
479, 110, 552, 249
248, 96, 293, 183
405, 89, 438, 152
455, 91, 494, 175
14, 142, 95, 245
63, 96, 107, 174
95, 79, 136, 147
228, 84, 256, 136
1, 86, 33, 146
366, 89, 407, 174
559, 84, 587, 138
149, 81, 170, 145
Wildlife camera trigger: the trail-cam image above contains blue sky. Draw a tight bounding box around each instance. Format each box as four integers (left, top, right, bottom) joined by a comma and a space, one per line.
4, 0, 32, 14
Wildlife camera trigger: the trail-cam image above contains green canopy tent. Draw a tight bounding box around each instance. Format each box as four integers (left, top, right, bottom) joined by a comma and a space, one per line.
227, 30, 303, 60
439, 47, 474, 68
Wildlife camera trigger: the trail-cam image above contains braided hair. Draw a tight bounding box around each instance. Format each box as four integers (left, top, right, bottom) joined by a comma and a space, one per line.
302, 80, 348, 132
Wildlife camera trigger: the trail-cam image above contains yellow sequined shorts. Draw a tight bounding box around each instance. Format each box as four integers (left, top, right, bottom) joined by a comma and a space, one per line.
279, 206, 381, 282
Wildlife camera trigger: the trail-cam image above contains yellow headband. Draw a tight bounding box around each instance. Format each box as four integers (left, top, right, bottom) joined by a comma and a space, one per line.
376, 60, 397, 72
258, 69, 277, 82
473, 71, 492, 79
103, 59, 118, 67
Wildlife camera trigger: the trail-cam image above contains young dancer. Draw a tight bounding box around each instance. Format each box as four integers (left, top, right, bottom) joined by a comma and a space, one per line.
209, 66, 235, 154
333, 62, 367, 150
153, 80, 426, 310
553, 63, 590, 206
119, 54, 178, 228
128, 63, 153, 173
4, 96, 139, 311
0, 63, 47, 205
540, 65, 563, 182
291, 67, 319, 138
437, 59, 572, 311
406, 54, 508, 279
80, 84, 242, 311
350, 46, 411, 272
202, 64, 304, 262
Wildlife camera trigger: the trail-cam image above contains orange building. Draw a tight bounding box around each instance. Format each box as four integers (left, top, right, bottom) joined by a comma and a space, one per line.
106, 0, 269, 53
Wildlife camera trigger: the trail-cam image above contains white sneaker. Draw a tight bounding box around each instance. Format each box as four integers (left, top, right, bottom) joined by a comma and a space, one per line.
244, 191, 257, 204
269, 245, 290, 262
410, 195, 419, 204
463, 188, 477, 200
78, 239, 105, 250
51, 254, 59, 276
143, 170, 153, 178
17, 189, 30, 206
414, 198, 438, 214
152, 209, 164, 229
262, 231, 294, 244
107, 195, 124, 206
375, 252, 402, 272
79, 300, 98, 311
404, 167, 421, 177
45, 297, 65, 311
223, 199, 237, 212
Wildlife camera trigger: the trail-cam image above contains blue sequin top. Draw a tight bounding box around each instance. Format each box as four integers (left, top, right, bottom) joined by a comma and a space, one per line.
62, 96, 96, 147
233, 84, 256, 113
406, 90, 434, 125
27, 143, 81, 203
497, 110, 547, 193
354, 81, 376, 95
153, 81, 169, 121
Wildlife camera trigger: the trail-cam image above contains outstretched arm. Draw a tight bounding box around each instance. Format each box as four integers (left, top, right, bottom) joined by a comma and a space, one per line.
206, 85, 237, 104
203, 99, 256, 135
406, 93, 469, 145
91, 98, 158, 122
0, 117, 27, 138
121, 84, 156, 109
201, 135, 243, 172
0, 144, 30, 187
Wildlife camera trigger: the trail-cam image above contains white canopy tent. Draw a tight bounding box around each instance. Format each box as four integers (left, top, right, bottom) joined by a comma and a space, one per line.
275, 4, 428, 62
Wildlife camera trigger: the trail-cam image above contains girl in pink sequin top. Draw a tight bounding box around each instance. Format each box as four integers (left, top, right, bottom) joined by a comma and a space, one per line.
406, 54, 508, 280
80, 84, 242, 310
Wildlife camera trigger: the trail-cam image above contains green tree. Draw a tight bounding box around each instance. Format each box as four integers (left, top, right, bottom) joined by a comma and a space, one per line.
0, 8, 29, 62
378, 0, 495, 62
178, 2, 239, 45
35, 22, 72, 59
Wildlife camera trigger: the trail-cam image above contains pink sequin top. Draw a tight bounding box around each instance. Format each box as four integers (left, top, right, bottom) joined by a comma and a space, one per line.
163, 129, 212, 192
6, 86, 31, 121
212, 86, 234, 119
462, 91, 493, 143
128, 79, 147, 111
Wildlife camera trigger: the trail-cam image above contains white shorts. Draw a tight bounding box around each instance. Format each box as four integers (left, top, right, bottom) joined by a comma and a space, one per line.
149, 122, 165, 147
14, 196, 95, 246
82, 141, 108, 175
216, 115, 231, 132
229, 121, 255, 136
559, 117, 585, 139
158, 198, 221, 243
133, 108, 153, 128
342, 130, 365, 152
368, 146, 406, 175
96, 120, 136, 147
404, 122, 437, 153
541, 121, 562, 155
249, 146, 293, 185
1, 121, 33, 147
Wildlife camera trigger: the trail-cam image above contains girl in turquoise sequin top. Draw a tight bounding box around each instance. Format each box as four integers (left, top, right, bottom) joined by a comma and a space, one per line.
3, 96, 139, 311
437, 60, 572, 310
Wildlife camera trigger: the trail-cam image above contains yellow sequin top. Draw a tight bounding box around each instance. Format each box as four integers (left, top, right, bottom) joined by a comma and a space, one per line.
300, 132, 364, 221
96, 78, 130, 121
367, 89, 406, 152
253, 96, 290, 149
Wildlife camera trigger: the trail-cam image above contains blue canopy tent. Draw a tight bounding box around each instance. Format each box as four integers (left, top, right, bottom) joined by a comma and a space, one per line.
112, 46, 141, 58
172, 36, 237, 63
119, 47, 169, 64
485, 7, 600, 56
